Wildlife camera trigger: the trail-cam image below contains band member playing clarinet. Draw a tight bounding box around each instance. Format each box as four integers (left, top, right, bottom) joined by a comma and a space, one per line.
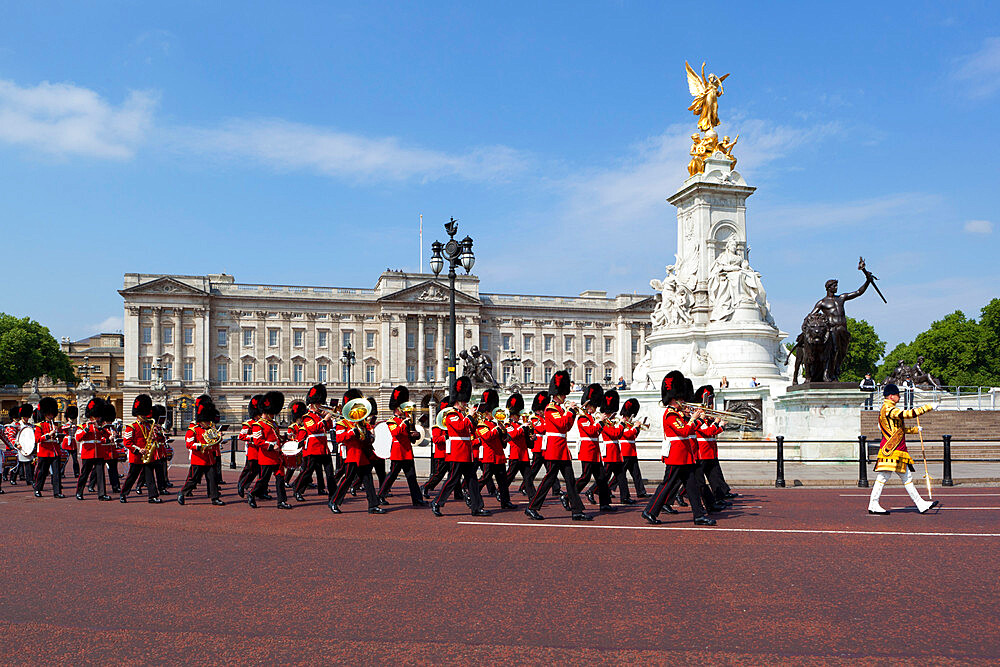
377, 385, 427, 507
75, 398, 111, 500
32, 397, 64, 498
525, 370, 590, 521
249, 391, 291, 509
119, 394, 161, 504
177, 401, 224, 505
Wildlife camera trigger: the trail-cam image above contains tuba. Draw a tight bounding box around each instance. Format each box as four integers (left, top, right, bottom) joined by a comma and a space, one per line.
342, 398, 372, 441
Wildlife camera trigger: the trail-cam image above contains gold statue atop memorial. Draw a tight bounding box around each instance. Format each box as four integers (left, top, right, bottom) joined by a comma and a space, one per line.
684, 61, 737, 176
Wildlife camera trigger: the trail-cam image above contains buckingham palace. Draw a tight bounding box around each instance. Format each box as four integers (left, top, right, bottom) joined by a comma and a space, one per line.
119, 270, 654, 423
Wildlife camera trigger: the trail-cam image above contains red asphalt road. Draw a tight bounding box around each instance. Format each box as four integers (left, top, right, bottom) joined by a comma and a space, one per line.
1, 471, 998, 665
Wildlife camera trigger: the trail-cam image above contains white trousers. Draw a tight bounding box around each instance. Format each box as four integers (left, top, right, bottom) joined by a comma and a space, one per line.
868, 469, 932, 512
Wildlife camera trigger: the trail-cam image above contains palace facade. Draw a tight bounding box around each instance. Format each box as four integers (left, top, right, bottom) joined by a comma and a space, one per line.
120, 271, 654, 423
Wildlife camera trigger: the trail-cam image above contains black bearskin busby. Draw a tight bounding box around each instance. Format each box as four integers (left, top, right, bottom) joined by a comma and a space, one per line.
389, 385, 409, 411
453, 376, 473, 403
84, 397, 105, 419
581, 383, 604, 408
601, 389, 620, 415
132, 393, 153, 418
38, 396, 58, 418
65, 405, 79, 421
101, 402, 117, 424
248, 395, 263, 420
531, 391, 550, 413
307, 384, 327, 406
342, 388, 363, 404
620, 398, 640, 419
366, 396, 378, 418
695, 385, 715, 407
506, 392, 524, 415
290, 400, 308, 420
262, 391, 284, 415
195, 401, 215, 424
479, 388, 499, 413
196, 394, 214, 409
19, 403, 34, 420
549, 370, 571, 397
660, 370, 686, 405
684, 379, 695, 403
152, 404, 166, 422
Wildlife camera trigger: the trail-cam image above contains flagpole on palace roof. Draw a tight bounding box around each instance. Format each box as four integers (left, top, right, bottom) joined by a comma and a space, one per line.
419, 213, 423, 274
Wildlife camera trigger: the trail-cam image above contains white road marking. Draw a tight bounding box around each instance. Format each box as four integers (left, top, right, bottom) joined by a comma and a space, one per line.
840, 493, 1000, 497
457, 521, 1000, 538
889, 507, 1000, 511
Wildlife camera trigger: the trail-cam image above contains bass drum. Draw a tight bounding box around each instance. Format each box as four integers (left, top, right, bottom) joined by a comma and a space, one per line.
372, 422, 393, 459
16, 427, 36, 459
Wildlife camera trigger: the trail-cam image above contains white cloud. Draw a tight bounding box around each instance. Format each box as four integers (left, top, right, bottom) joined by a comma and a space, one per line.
953, 36, 1000, 98
0, 79, 157, 159
90, 315, 123, 333
964, 219, 993, 234
758, 193, 940, 232
173, 118, 529, 183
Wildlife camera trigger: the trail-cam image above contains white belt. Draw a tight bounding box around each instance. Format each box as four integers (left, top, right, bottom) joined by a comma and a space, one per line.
579, 437, 598, 444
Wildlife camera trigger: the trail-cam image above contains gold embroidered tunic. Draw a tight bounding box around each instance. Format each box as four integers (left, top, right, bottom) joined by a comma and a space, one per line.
875, 401, 933, 473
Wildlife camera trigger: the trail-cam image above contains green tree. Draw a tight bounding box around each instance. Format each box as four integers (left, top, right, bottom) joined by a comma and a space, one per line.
0, 314, 76, 387
840, 317, 886, 382
980, 298, 1000, 342
877, 341, 913, 382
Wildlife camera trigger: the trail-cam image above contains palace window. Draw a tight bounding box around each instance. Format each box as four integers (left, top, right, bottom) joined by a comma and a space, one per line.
163, 327, 173, 344
564, 335, 574, 353
164, 362, 173, 381
426, 332, 435, 349
605, 337, 613, 354
523, 366, 532, 384
406, 332, 415, 349
365, 331, 375, 349
544, 335, 553, 352
184, 327, 194, 345
523, 334, 532, 352
481, 333, 491, 351
503, 366, 512, 385
293, 364, 304, 383
341, 365, 350, 383
317, 363, 328, 383
183, 362, 193, 382
426, 365, 435, 382
585, 336, 593, 353
293, 330, 304, 347
342, 331, 353, 349
267, 363, 279, 382
365, 364, 376, 384
141, 327, 151, 344
632, 337, 639, 354
217, 329, 227, 347
140, 361, 151, 381
502, 334, 512, 351
242, 329, 253, 347
543, 366, 553, 383
216, 363, 228, 382
243, 363, 254, 382
268, 329, 279, 347
584, 367, 593, 384
318, 331, 328, 348
406, 364, 416, 382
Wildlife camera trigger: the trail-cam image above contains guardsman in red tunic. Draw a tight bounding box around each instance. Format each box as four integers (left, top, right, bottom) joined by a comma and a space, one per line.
90, 402, 121, 494
421, 395, 453, 499
293, 384, 335, 502
377, 385, 427, 507
75, 398, 112, 500
328, 393, 384, 514
177, 401, 224, 505
615, 399, 648, 498
237, 395, 264, 498
642, 371, 714, 526
474, 389, 516, 510
431, 376, 489, 517
32, 397, 65, 498
149, 404, 171, 494
591, 389, 636, 506
525, 371, 590, 521
61, 405, 80, 478
119, 394, 161, 504
249, 391, 291, 509
574, 384, 615, 511
519, 391, 554, 498
692, 385, 733, 512
503, 393, 532, 492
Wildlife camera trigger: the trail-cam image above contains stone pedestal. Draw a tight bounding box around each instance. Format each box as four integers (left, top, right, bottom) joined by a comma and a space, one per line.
772, 388, 864, 461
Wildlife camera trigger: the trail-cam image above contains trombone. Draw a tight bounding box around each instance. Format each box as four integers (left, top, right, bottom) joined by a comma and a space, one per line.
683, 404, 749, 426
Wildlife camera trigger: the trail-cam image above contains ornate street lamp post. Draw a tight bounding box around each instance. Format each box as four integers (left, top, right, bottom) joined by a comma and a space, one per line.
429, 217, 475, 395
341, 343, 356, 391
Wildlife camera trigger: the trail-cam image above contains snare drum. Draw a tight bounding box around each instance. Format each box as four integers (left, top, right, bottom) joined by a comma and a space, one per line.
114, 446, 128, 462
2, 448, 16, 468
164, 444, 174, 461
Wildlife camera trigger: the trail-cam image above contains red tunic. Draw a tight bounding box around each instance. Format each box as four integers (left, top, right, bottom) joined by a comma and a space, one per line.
252, 418, 283, 466
301, 411, 333, 457
431, 425, 446, 459
476, 418, 506, 465
505, 422, 530, 462
33, 421, 61, 458
60, 423, 76, 452
542, 404, 576, 462
75, 423, 103, 460
695, 422, 724, 460
576, 413, 602, 463
661, 409, 698, 465
444, 410, 475, 463
601, 420, 624, 463
239, 419, 258, 462
185, 425, 216, 466
388, 415, 419, 461
529, 415, 545, 454
123, 419, 155, 464
620, 423, 639, 458
335, 418, 371, 466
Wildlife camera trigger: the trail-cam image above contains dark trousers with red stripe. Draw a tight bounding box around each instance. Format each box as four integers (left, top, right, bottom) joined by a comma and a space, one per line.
61, 450, 80, 477
622, 456, 647, 496
480, 462, 511, 506
90, 459, 120, 492
576, 461, 611, 505
353, 457, 386, 493
645, 464, 706, 520
698, 458, 729, 506
332, 462, 377, 509
251, 465, 287, 505
523, 452, 560, 495
423, 457, 461, 499
76, 459, 106, 497
33, 456, 62, 495
180, 463, 220, 500
472, 463, 496, 496
295, 453, 334, 497
435, 462, 483, 513
588, 461, 632, 502
238, 459, 260, 493
378, 459, 423, 504
121, 463, 158, 499
528, 460, 584, 513
505, 459, 530, 490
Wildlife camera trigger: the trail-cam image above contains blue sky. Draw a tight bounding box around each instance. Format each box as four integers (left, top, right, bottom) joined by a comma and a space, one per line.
1, 1, 997, 349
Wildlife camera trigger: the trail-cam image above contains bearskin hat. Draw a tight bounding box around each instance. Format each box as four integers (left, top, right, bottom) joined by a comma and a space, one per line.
479, 388, 499, 413
684, 379, 695, 402
695, 385, 715, 406
248, 395, 263, 419
38, 396, 58, 418
307, 383, 327, 406
132, 393, 153, 418
84, 397, 105, 419
531, 391, 550, 413
343, 388, 363, 404
601, 389, 620, 415
290, 400, 308, 420
366, 396, 378, 418
506, 392, 524, 415
101, 402, 117, 424
453, 376, 473, 403
438, 396, 452, 412
389, 385, 409, 411
7, 406, 18, 421
19, 403, 33, 420
661, 370, 687, 404
620, 398, 640, 419
883, 383, 899, 397
196, 394, 215, 409
195, 401, 215, 424
65, 405, 79, 421
549, 370, 571, 397
262, 391, 284, 415
151, 404, 166, 421
581, 383, 604, 408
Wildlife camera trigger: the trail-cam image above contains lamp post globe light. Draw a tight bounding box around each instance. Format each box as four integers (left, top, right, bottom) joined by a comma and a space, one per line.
341, 343, 356, 391
430, 217, 474, 396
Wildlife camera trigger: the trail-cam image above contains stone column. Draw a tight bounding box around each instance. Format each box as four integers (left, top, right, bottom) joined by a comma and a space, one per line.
379, 313, 391, 384
616, 316, 631, 383
151, 306, 163, 361
193, 307, 205, 383
436, 316, 444, 385
639, 323, 646, 355
417, 315, 426, 382
125, 306, 140, 381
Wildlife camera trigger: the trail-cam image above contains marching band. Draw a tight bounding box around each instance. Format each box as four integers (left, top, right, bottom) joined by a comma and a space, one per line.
1, 369, 745, 525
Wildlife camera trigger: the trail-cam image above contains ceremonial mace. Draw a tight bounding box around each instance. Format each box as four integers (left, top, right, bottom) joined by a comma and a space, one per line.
916, 415, 933, 500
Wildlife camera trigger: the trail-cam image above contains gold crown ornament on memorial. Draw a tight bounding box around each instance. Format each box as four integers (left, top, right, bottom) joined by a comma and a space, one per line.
684, 61, 738, 177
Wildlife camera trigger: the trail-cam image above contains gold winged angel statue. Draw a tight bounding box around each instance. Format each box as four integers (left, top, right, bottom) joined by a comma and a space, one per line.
685, 61, 730, 131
